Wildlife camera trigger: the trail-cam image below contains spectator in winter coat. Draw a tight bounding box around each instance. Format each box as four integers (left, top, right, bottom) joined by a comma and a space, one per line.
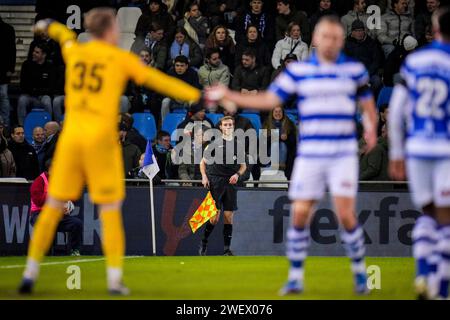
177, 2, 209, 48
234, 0, 275, 48
344, 19, 383, 97
275, 0, 311, 44
167, 27, 203, 69
235, 24, 272, 68
135, 0, 175, 40
341, 0, 373, 37
377, 0, 415, 57
232, 50, 270, 93
198, 48, 231, 88
8, 126, 39, 180
272, 22, 309, 69
0, 117, 15, 177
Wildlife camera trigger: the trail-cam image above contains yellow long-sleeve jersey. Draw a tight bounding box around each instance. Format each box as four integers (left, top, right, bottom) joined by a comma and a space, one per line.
48, 22, 201, 135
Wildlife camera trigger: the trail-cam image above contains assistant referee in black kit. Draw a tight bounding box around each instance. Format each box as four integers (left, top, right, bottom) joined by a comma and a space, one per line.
199, 116, 247, 256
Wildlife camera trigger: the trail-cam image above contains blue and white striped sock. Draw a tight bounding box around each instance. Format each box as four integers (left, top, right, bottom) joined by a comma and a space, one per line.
412, 215, 438, 278
341, 225, 366, 275
286, 227, 309, 282
437, 225, 450, 299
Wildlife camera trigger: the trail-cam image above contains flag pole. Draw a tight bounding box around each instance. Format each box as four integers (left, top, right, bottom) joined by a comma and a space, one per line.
149, 177, 157, 256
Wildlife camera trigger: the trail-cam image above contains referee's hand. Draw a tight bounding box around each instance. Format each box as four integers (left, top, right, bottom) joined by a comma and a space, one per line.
202, 175, 209, 189
229, 173, 239, 185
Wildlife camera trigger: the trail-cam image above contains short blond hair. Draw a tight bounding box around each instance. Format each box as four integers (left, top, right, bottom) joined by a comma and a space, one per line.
83, 7, 116, 38
218, 116, 235, 127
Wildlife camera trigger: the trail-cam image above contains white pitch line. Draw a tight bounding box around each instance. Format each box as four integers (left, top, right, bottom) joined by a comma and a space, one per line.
0, 256, 144, 269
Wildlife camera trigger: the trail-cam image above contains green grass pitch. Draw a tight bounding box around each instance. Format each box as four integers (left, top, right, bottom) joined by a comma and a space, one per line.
0, 256, 416, 300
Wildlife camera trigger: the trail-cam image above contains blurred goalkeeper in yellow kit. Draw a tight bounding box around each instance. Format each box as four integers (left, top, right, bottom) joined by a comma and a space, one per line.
18, 7, 210, 295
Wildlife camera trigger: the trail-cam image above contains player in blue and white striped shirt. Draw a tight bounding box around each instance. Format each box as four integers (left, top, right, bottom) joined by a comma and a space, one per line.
208, 16, 378, 295
389, 7, 450, 300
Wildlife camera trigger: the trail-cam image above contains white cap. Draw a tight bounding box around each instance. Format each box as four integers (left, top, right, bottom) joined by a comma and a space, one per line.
403, 36, 418, 51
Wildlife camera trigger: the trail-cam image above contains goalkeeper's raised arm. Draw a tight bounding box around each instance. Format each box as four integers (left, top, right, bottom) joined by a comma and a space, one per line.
34, 19, 77, 48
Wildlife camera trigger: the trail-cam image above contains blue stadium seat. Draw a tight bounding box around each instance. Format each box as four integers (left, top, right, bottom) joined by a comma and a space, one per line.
172, 108, 187, 113
241, 109, 260, 114
162, 113, 186, 143
377, 86, 393, 109
132, 112, 157, 141
240, 113, 261, 132
24, 110, 51, 144
206, 113, 224, 126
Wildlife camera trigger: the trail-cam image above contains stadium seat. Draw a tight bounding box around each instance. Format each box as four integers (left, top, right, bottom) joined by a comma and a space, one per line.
161, 113, 186, 143
117, 7, 142, 33
172, 108, 187, 113
376, 86, 393, 109
132, 112, 157, 141
240, 113, 261, 132
259, 168, 288, 188
241, 109, 260, 114
77, 32, 91, 43
23, 110, 51, 144
118, 33, 135, 51
206, 113, 224, 126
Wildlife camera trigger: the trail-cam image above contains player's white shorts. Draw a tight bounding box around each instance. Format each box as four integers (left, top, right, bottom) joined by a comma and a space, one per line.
406, 158, 450, 208
288, 155, 358, 200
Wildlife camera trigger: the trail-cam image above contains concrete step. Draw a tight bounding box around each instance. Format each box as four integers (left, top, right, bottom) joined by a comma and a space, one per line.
14, 57, 26, 68
12, 24, 34, 32
16, 51, 27, 58
16, 38, 34, 45
15, 30, 34, 38
0, 5, 36, 12
15, 37, 33, 46
15, 43, 28, 51
0, 11, 36, 19
2, 17, 35, 25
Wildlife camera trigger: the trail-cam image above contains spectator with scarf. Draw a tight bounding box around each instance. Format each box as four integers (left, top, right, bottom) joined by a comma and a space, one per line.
234, 24, 272, 68
177, 1, 209, 49
235, 0, 275, 48
167, 27, 203, 69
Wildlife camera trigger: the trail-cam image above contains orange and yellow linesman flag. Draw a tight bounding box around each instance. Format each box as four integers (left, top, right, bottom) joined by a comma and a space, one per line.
189, 192, 218, 233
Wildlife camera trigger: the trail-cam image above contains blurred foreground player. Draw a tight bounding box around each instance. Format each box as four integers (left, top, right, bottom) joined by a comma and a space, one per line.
19, 8, 212, 295
389, 7, 450, 300
210, 16, 378, 295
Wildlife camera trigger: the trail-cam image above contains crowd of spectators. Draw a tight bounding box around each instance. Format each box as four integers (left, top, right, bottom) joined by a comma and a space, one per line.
1, 0, 446, 182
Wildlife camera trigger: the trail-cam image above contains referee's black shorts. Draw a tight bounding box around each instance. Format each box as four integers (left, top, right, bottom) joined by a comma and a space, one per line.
208, 175, 238, 211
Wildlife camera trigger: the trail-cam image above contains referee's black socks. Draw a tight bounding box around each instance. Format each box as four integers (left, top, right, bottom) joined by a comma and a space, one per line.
202, 221, 216, 243
223, 224, 233, 249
